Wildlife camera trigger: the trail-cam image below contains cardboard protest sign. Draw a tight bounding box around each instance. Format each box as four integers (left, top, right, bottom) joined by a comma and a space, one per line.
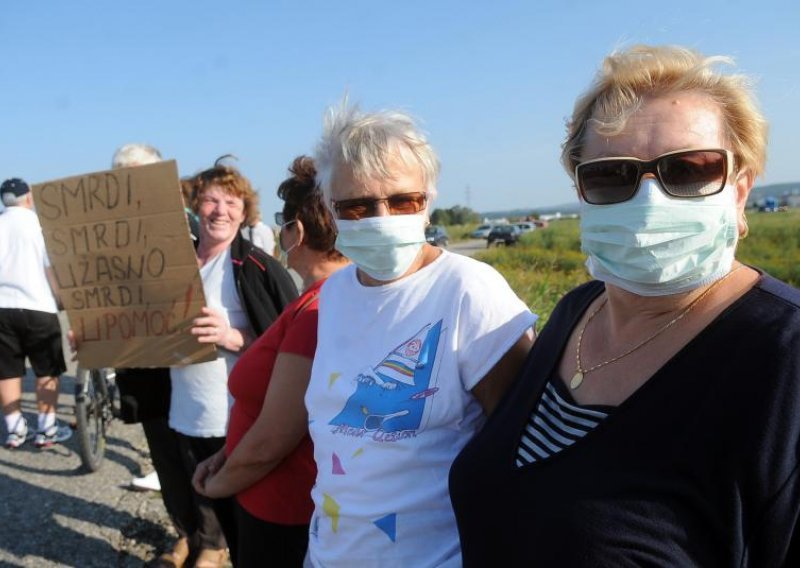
31, 160, 217, 369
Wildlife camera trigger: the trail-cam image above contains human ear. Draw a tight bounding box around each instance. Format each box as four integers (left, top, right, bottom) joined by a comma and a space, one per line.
734, 168, 754, 237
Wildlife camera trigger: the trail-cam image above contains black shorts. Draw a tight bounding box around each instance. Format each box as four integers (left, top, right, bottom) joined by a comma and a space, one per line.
0, 308, 66, 380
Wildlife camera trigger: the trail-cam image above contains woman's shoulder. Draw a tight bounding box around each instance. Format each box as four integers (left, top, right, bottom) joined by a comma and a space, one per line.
539, 280, 605, 342
753, 272, 800, 311
241, 243, 279, 273
320, 264, 356, 292
290, 281, 324, 313
432, 250, 514, 287
234, 237, 296, 287
720, 272, 800, 340
731, 273, 800, 351
552, 280, 606, 315
230, 232, 273, 269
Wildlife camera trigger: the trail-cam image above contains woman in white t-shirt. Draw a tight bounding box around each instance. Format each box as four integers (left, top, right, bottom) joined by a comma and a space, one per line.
169, 164, 297, 567
304, 103, 537, 567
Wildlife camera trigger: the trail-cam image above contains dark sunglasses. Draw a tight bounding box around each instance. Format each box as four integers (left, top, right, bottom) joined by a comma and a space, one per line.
575, 149, 734, 205
274, 212, 285, 226
331, 191, 428, 220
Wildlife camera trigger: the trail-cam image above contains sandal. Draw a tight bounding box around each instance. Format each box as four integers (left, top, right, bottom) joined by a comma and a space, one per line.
193, 547, 229, 568
152, 537, 190, 568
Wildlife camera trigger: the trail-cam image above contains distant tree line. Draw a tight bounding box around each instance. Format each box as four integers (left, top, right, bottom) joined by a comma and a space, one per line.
430, 205, 480, 225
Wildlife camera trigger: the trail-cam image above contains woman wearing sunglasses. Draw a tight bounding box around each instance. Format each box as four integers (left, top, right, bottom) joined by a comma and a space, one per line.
450, 45, 800, 566
304, 104, 537, 567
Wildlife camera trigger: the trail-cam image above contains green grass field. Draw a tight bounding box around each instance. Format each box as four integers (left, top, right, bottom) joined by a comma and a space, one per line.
476, 209, 800, 326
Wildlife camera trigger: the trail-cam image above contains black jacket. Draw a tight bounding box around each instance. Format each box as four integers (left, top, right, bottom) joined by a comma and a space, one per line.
228, 232, 298, 337
116, 232, 298, 423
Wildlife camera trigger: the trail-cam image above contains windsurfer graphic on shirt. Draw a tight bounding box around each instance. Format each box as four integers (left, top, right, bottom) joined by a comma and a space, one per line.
329, 320, 443, 434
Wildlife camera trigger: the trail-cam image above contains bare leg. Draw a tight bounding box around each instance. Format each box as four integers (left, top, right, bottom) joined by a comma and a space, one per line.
35, 375, 59, 415
0, 377, 22, 417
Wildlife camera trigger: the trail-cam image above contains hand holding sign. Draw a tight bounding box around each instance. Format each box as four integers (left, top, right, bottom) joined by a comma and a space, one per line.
191, 306, 252, 353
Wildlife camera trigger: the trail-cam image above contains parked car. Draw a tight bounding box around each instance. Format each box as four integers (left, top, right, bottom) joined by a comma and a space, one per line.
516, 222, 536, 233
425, 225, 449, 248
487, 225, 522, 247
470, 224, 494, 239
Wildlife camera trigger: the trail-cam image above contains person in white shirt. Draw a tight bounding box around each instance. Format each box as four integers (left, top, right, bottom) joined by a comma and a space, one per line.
242, 214, 276, 257
169, 162, 297, 566
304, 103, 537, 567
0, 178, 71, 449
110, 143, 198, 568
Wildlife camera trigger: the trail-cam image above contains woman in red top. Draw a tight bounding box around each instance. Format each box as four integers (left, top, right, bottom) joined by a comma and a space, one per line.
192, 156, 348, 566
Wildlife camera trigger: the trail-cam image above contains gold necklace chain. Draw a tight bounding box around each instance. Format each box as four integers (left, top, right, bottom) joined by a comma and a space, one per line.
570, 265, 743, 390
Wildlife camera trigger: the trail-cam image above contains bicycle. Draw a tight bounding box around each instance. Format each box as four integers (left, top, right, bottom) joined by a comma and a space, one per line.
73, 367, 119, 472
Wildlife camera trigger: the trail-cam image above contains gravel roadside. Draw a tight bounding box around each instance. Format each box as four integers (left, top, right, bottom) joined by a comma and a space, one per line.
0, 316, 175, 567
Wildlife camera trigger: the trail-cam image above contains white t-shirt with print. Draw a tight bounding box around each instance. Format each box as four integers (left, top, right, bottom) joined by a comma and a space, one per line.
306, 250, 537, 567
170, 248, 250, 437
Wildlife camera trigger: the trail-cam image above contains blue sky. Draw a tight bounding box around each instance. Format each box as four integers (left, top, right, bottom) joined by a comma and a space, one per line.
1, 0, 798, 217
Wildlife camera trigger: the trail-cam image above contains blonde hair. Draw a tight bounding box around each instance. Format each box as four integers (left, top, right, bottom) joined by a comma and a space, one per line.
561, 45, 768, 179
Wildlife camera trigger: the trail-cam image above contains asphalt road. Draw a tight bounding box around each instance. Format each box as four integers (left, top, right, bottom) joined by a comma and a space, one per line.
0, 243, 486, 567
447, 238, 488, 257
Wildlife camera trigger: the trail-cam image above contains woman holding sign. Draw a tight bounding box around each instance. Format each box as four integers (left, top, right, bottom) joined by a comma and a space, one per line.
192, 156, 348, 566
169, 163, 297, 567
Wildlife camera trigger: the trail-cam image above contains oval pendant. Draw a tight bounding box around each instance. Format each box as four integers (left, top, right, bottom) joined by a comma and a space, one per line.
570, 371, 584, 390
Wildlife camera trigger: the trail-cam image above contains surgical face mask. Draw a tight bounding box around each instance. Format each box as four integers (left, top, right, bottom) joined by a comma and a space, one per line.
335, 214, 427, 282
277, 220, 298, 267
580, 178, 739, 296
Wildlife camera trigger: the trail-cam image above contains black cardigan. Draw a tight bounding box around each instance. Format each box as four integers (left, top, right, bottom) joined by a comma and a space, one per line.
228, 231, 298, 337
116, 233, 298, 423
450, 274, 800, 567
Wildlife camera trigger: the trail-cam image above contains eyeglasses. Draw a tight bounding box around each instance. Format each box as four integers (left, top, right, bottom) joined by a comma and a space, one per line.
331, 191, 428, 220
575, 149, 734, 205
274, 212, 285, 225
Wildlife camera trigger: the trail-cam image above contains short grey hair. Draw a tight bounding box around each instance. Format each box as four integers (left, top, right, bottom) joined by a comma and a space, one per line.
1, 192, 25, 207
111, 143, 162, 169
313, 101, 440, 209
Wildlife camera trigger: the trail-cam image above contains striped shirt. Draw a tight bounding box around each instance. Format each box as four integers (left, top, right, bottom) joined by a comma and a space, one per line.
516, 379, 611, 467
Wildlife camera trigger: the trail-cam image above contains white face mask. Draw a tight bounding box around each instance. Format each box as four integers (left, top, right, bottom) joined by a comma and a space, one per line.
278, 220, 298, 253
335, 214, 427, 282
580, 178, 739, 296
277, 220, 298, 268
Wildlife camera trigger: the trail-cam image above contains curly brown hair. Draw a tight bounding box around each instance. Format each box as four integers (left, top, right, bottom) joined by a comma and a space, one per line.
191, 164, 259, 226
278, 156, 343, 261
179, 176, 195, 208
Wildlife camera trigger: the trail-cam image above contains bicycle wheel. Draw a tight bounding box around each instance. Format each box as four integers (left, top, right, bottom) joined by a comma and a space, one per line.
74, 368, 110, 472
